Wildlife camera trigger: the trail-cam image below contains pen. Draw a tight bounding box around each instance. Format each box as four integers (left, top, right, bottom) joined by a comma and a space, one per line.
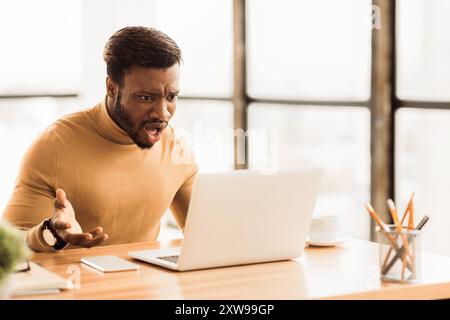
416, 215, 429, 230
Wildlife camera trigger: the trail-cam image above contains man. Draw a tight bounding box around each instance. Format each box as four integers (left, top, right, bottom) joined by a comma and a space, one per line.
2, 26, 198, 252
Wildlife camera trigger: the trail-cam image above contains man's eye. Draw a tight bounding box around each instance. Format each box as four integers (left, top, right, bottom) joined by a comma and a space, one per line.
167, 94, 178, 102
139, 95, 153, 102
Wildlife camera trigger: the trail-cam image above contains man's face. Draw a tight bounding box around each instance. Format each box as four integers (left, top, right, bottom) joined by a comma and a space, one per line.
107, 64, 180, 149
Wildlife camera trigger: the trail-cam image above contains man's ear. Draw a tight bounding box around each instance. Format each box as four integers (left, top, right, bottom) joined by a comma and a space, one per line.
106, 76, 118, 100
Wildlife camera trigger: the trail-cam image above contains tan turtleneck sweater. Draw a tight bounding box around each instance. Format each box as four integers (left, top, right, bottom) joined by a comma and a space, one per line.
2, 98, 198, 252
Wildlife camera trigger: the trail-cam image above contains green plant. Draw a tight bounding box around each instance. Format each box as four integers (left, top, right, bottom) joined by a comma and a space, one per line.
0, 222, 29, 285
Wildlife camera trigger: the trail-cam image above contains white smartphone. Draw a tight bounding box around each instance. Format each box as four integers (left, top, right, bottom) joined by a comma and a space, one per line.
81, 255, 139, 272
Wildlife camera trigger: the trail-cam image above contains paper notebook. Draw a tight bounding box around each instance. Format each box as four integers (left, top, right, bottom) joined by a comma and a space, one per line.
10, 262, 72, 296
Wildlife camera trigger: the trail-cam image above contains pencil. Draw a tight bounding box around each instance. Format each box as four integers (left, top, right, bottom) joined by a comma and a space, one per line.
399, 192, 415, 280
401, 192, 415, 226
365, 203, 415, 275
365, 203, 389, 232
408, 196, 415, 230
382, 200, 399, 271
408, 197, 416, 280
381, 215, 429, 275
387, 199, 412, 279
387, 199, 401, 232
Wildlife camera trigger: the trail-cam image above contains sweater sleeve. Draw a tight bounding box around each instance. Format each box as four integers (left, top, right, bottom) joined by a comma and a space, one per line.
170, 164, 198, 231
167, 125, 199, 231
2, 127, 58, 252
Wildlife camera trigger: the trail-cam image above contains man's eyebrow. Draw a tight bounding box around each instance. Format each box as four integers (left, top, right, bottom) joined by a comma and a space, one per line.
135, 91, 159, 95
136, 90, 180, 95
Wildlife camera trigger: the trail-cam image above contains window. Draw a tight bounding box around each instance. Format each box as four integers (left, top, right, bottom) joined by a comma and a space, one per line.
247, 0, 372, 101
0, 0, 81, 94
0, 98, 79, 213
396, 0, 450, 256
0, 0, 82, 213
248, 105, 371, 239
247, 0, 372, 239
5, 1, 448, 252
153, 0, 233, 98
396, 108, 450, 256
397, 0, 450, 101
171, 100, 234, 172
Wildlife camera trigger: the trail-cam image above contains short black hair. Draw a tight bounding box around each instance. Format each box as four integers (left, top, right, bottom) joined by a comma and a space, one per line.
103, 26, 182, 85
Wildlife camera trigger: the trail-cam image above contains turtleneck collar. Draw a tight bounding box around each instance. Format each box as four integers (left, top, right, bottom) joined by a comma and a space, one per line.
94, 95, 135, 145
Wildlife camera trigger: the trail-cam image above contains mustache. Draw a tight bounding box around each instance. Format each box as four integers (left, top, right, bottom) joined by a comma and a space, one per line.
140, 119, 169, 129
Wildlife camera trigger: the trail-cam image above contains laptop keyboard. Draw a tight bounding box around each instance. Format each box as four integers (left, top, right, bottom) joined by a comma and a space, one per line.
158, 255, 179, 264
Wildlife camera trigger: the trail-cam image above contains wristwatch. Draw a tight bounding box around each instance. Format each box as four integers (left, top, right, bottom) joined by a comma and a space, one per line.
42, 218, 68, 250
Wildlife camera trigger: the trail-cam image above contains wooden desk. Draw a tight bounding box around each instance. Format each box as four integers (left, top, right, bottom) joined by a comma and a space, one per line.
17, 239, 450, 300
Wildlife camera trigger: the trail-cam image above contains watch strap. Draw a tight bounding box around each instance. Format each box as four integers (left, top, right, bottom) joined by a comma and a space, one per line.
43, 219, 68, 250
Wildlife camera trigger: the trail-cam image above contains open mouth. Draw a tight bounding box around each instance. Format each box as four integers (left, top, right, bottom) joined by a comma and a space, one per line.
143, 122, 167, 143
144, 126, 163, 135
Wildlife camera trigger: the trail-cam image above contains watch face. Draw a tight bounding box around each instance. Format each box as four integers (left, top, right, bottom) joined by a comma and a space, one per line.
43, 229, 57, 246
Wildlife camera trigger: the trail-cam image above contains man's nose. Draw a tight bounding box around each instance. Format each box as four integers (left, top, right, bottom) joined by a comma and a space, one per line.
150, 99, 171, 122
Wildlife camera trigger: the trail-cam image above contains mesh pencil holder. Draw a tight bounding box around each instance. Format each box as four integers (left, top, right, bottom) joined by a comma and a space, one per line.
376, 225, 421, 283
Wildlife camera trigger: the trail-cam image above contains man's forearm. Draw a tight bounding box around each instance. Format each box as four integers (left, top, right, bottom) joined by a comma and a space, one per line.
21, 221, 55, 252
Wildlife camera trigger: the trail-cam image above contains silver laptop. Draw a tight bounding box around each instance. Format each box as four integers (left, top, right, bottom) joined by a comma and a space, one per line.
128, 169, 322, 271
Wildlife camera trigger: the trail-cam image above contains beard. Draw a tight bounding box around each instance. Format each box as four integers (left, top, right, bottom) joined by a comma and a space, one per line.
113, 91, 166, 149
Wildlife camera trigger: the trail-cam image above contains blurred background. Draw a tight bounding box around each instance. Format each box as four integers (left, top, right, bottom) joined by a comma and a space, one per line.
1, 0, 450, 255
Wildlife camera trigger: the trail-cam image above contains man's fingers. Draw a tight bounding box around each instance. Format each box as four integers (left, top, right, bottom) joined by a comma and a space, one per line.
89, 226, 104, 237
63, 231, 108, 248
64, 232, 94, 245
55, 188, 68, 208
83, 234, 109, 249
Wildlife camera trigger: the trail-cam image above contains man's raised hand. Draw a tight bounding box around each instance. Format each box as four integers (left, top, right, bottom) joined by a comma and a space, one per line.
50, 188, 108, 248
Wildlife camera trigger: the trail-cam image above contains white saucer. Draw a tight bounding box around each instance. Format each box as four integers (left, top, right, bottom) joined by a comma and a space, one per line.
306, 235, 350, 247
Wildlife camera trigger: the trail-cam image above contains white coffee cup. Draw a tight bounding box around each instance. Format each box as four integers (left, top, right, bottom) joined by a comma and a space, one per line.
308, 215, 342, 243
